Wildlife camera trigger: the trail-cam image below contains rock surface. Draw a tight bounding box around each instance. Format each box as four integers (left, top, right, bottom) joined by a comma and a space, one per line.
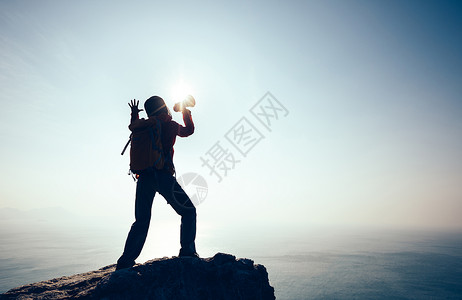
1, 253, 275, 300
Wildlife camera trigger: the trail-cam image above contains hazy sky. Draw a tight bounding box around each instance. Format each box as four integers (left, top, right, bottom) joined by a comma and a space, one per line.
1, 0, 461, 235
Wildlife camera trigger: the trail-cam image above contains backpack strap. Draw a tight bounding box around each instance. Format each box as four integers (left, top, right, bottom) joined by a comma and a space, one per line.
149, 119, 164, 169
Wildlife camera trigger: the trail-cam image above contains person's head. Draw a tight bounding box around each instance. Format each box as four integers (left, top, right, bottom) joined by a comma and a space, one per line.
144, 96, 170, 117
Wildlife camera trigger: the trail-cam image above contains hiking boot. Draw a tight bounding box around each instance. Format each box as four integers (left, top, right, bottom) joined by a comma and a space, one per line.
178, 249, 199, 258
115, 260, 135, 270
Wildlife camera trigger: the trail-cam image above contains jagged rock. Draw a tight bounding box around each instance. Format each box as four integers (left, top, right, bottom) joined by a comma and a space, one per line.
1, 253, 275, 300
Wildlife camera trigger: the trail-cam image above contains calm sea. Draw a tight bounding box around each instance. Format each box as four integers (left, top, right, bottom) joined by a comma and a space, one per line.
1, 215, 461, 299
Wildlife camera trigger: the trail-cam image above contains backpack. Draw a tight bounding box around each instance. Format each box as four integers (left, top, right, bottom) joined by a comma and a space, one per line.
126, 117, 165, 174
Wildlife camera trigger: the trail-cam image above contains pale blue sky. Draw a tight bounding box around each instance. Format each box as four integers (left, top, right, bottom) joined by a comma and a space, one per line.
1, 0, 461, 239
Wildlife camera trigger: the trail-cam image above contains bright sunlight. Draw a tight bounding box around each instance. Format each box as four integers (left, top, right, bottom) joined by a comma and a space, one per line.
170, 79, 195, 104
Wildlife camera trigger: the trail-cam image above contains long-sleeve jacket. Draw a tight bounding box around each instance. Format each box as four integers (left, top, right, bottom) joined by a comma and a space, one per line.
130, 110, 194, 161
159, 110, 194, 160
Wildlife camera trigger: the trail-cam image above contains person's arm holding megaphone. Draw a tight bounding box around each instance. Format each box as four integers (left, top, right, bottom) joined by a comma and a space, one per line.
173, 95, 196, 112
176, 95, 195, 137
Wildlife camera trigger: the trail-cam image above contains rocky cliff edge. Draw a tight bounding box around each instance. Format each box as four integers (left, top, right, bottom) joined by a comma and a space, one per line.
1, 253, 275, 300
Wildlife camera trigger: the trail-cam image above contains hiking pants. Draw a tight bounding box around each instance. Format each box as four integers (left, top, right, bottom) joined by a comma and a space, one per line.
117, 169, 196, 266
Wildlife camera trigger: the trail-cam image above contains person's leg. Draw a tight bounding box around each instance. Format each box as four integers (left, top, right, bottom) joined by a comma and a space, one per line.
117, 173, 156, 269
157, 171, 197, 256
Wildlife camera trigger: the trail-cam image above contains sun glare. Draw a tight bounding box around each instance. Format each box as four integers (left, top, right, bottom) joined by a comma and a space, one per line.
170, 80, 194, 104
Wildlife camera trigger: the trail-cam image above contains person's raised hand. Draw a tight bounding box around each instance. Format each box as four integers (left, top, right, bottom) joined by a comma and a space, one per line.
128, 99, 143, 114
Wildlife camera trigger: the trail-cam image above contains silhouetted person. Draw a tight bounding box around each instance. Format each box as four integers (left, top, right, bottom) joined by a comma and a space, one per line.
116, 96, 197, 270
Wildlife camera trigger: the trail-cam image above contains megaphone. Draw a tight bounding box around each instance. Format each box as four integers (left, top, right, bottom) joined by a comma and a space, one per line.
173, 95, 196, 112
